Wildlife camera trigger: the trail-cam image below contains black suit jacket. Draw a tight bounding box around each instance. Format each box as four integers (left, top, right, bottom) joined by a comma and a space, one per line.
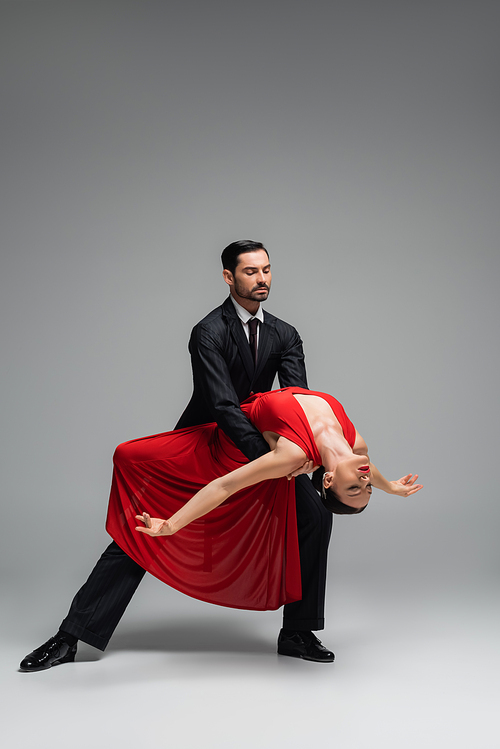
175, 296, 308, 461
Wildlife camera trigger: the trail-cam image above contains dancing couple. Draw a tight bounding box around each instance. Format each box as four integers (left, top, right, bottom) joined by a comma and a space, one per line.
20, 240, 422, 672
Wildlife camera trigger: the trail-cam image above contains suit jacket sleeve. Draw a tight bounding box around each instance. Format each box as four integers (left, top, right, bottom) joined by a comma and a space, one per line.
276, 325, 309, 390
191, 324, 271, 462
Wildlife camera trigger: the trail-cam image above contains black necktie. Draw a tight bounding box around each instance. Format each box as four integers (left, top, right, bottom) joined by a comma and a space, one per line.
248, 318, 259, 365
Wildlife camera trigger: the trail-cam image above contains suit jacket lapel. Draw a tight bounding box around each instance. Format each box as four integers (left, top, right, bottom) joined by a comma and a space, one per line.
222, 297, 255, 382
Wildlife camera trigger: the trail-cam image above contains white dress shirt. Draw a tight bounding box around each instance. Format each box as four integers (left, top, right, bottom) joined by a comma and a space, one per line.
230, 296, 264, 345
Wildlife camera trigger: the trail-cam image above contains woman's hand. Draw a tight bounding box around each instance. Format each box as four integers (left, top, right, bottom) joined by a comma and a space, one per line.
135, 512, 174, 537
388, 474, 423, 497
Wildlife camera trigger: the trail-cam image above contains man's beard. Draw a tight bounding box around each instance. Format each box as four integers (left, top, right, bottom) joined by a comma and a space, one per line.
234, 281, 270, 301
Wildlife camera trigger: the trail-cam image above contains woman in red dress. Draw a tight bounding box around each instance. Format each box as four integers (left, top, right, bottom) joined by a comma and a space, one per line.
107, 387, 422, 613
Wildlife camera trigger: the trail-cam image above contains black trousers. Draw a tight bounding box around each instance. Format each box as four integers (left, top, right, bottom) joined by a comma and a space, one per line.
60, 474, 332, 651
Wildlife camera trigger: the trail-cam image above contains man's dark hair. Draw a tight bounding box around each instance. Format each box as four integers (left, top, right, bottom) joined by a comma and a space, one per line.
221, 240, 269, 276
312, 467, 367, 516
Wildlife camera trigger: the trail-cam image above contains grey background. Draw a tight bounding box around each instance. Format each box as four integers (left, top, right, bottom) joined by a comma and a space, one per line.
1, 1, 499, 747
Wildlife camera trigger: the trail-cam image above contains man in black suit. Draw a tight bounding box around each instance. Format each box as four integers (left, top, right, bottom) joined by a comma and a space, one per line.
20, 240, 334, 671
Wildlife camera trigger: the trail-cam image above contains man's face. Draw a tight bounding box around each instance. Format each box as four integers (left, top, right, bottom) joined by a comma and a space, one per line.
223, 249, 272, 306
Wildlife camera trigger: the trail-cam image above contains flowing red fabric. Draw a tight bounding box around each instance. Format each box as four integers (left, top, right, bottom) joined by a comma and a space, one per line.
105, 388, 355, 611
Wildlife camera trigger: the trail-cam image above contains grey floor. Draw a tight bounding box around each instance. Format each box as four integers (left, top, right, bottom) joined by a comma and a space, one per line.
2, 573, 499, 749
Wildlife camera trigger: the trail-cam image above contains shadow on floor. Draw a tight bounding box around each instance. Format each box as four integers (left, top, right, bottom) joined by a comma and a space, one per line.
104, 619, 274, 656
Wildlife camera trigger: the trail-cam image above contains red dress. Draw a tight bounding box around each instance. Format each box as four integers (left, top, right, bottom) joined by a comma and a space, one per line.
106, 387, 356, 611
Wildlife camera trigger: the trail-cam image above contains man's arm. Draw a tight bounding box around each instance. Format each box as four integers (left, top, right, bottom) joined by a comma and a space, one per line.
191, 324, 270, 461
276, 325, 308, 389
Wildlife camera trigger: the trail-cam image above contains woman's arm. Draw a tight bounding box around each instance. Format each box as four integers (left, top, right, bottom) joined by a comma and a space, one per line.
369, 464, 422, 497
135, 438, 307, 537
353, 431, 422, 497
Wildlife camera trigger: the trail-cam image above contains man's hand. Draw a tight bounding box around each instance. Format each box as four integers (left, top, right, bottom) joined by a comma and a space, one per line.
286, 460, 318, 480
135, 512, 174, 536
388, 474, 423, 497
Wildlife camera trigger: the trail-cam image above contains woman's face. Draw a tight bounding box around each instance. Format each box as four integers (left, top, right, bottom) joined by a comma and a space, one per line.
324, 455, 373, 509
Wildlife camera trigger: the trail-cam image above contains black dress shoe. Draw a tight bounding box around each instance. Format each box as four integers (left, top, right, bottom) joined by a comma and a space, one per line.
277, 629, 335, 663
19, 634, 77, 672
